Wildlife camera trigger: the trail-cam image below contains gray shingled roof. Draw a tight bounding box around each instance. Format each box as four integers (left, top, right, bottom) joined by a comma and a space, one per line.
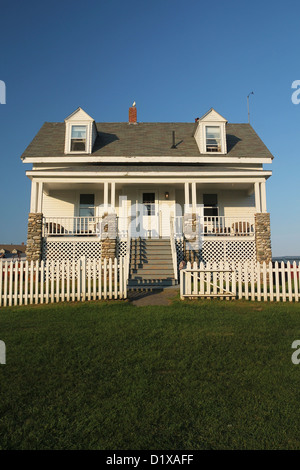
21, 122, 274, 159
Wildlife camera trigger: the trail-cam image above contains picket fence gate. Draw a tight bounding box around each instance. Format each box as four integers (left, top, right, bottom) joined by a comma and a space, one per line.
0, 256, 128, 307
180, 261, 300, 302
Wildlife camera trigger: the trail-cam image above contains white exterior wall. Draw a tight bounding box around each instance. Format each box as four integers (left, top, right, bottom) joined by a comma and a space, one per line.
43, 190, 106, 216
43, 187, 256, 218
195, 189, 255, 217
220, 190, 255, 217
43, 191, 75, 218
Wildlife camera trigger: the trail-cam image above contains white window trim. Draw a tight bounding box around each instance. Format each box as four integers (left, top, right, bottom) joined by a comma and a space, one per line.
65, 121, 92, 154
202, 123, 226, 154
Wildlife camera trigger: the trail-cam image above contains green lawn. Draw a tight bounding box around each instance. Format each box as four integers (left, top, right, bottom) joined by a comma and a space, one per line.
0, 298, 300, 450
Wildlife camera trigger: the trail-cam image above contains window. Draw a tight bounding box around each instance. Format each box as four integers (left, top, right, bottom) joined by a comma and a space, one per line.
71, 126, 87, 151
79, 194, 95, 217
203, 194, 218, 217
143, 193, 155, 216
206, 126, 221, 152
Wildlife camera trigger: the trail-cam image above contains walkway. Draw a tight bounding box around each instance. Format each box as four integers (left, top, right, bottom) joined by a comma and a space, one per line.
128, 286, 179, 306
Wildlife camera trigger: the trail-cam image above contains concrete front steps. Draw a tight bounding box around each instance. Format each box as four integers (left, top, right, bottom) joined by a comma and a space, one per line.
128, 238, 177, 288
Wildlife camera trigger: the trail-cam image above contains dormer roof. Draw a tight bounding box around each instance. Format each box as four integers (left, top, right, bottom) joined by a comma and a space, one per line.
64, 107, 95, 122
198, 108, 228, 123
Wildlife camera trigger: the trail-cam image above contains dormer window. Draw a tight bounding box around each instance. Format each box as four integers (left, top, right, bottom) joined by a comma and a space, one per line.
206, 126, 221, 152
71, 126, 87, 151
64, 107, 97, 155
194, 108, 227, 155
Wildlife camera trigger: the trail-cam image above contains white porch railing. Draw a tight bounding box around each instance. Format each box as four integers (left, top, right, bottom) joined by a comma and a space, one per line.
174, 215, 255, 237
43, 216, 131, 238
43, 215, 255, 238
43, 216, 103, 236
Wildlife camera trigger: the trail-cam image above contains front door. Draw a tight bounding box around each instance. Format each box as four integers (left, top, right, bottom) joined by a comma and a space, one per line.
142, 192, 159, 238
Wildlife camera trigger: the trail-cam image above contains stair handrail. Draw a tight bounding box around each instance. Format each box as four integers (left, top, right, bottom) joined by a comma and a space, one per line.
170, 216, 178, 281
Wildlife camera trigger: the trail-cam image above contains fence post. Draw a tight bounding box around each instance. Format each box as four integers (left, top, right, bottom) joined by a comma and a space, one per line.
14, 261, 18, 306
274, 262, 280, 302
269, 261, 273, 302
9, 260, 13, 306
232, 261, 237, 299
262, 262, 268, 301
19, 260, 24, 306
294, 261, 299, 302
0, 260, 3, 307
180, 269, 184, 299
35, 260, 39, 304
81, 256, 86, 302
287, 261, 293, 302
281, 261, 286, 302
256, 262, 261, 302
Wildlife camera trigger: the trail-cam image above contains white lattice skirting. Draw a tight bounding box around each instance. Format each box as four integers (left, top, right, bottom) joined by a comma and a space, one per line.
176, 238, 256, 264
175, 238, 256, 282
200, 239, 256, 264
43, 239, 255, 264
42, 240, 102, 262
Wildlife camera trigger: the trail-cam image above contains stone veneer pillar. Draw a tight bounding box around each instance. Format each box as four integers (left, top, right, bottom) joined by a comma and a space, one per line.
100, 213, 117, 260
25, 213, 43, 262
255, 213, 272, 264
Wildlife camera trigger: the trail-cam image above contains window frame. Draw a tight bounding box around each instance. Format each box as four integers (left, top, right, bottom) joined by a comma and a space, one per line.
142, 192, 156, 216
79, 194, 95, 217
205, 126, 222, 153
203, 194, 219, 218
70, 125, 87, 153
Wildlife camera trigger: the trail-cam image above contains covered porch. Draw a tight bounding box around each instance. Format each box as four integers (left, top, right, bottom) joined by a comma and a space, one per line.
28, 178, 269, 240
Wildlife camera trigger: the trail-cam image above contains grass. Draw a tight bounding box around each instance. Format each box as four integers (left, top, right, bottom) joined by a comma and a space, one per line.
0, 298, 300, 449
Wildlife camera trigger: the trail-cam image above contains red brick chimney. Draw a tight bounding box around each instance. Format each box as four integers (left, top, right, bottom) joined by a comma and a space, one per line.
129, 102, 137, 124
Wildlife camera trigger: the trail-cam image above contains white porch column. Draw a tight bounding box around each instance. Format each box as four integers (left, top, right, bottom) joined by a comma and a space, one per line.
37, 182, 43, 213
192, 182, 197, 213
184, 182, 190, 213
30, 181, 38, 213
260, 181, 267, 213
254, 182, 261, 213
111, 182, 116, 211
104, 182, 109, 210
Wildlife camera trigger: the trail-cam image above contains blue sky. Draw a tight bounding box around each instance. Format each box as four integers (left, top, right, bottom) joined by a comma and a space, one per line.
0, 0, 299, 256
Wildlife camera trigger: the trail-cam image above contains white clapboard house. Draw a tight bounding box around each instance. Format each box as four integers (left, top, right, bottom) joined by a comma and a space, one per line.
21, 105, 273, 286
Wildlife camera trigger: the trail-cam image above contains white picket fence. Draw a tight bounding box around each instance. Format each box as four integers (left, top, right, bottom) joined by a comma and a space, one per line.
0, 257, 128, 307
180, 261, 300, 302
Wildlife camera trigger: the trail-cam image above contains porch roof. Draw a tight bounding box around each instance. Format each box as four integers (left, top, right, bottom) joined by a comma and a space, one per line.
21, 122, 274, 160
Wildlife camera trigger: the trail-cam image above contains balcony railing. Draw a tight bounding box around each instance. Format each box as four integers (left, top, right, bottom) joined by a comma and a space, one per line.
43, 215, 255, 238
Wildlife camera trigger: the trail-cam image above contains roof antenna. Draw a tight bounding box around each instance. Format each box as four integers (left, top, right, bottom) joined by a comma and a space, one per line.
247, 91, 254, 124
